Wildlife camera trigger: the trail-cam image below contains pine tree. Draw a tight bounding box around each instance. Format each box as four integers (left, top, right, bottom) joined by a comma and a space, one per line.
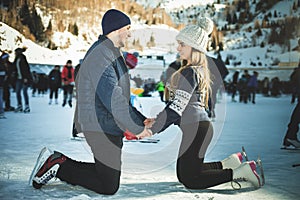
254, 20, 260, 29
19, 1, 32, 28
232, 13, 238, 24
31, 4, 45, 41
73, 22, 79, 36
46, 20, 52, 33
225, 56, 230, 65
57, 20, 65, 32
218, 42, 224, 51
226, 12, 232, 24
256, 28, 262, 37
268, 27, 279, 44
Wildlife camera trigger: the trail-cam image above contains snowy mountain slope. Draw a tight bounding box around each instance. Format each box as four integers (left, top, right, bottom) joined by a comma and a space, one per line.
0, 22, 85, 65
1, 0, 299, 81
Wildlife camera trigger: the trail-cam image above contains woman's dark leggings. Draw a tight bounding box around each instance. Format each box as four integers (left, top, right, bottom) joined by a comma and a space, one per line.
176, 121, 233, 189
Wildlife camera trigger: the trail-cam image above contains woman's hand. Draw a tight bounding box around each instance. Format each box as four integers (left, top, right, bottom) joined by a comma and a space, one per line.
144, 118, 155, 128
136, 127, 152, 140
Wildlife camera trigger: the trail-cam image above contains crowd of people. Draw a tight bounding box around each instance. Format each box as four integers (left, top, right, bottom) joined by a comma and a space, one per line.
1, 48, 298, 120
0, 48, 81, 119
225, 69, 298, 104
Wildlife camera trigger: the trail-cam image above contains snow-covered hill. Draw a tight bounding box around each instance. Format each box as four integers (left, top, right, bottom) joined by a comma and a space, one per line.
0, 22, 85, 66
1, 0, 299, 80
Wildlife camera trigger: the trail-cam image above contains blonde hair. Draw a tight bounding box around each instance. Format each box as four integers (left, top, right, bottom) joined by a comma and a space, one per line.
170, 49, 211, 108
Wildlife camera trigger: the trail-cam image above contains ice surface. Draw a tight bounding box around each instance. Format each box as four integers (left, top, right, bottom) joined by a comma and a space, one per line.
0, 91, 299, 200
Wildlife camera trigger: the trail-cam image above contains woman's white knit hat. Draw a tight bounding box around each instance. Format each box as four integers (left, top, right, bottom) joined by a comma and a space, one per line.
176, 17, 214, 53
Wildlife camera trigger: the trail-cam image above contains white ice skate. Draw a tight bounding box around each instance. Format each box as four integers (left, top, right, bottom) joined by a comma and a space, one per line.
221, 152, 243, 169
233, 161, 261, 188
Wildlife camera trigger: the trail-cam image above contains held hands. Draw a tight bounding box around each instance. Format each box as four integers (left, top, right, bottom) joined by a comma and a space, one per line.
136, 127, 152, 140
123, 118, 155, 140
124, 127, 152, 141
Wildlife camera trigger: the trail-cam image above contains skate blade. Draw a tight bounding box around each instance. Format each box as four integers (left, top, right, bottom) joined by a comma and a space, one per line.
242, 146, 249, 161
28, 147, 53, 186
256, 156, 265, 186
281, 146, 300, 150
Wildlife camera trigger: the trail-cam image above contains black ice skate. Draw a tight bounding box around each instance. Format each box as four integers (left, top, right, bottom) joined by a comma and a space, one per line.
282, 138, 300, 149
14, 105, 23, 112
29, 147, 67, 189
24, 106, 30, 113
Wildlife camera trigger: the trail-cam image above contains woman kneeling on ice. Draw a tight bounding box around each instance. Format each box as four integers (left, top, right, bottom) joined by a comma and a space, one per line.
145, 17, 264, 190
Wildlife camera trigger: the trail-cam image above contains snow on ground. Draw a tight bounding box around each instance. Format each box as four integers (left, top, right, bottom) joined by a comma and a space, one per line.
0, 90, 299, 200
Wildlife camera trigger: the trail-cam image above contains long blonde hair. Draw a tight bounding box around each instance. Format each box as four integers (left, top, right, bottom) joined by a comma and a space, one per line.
170, 49, 211, 108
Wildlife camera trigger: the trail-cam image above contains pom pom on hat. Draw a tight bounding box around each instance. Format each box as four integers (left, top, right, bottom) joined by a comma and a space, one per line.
198, 17, 214, 35
102, 9, 131, 35
176, 17, 214, 53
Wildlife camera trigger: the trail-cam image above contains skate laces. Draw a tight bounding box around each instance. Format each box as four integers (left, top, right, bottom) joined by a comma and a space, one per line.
231, 180, 242, 190
232, 161, 261, 189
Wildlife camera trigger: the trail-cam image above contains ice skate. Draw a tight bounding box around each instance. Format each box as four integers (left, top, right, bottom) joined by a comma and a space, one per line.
68, 100, 72, 108
48, 99, 52, 105
30, 148, 67, 189
221, 152, 243, 169
14, 105, 23, 112
62, 100, 66, 107
241, 146, 249, 161
256, 156, 265, 186
29, 147, 52, 186
282, 138, 300, 149
24, 106, 30, 113
233, 161, 261, 188
0, 113, 6, 119
4, 106, 15, 112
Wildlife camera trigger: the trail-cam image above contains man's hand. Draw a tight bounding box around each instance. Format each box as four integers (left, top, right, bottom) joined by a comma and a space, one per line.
136, 127, 152, 140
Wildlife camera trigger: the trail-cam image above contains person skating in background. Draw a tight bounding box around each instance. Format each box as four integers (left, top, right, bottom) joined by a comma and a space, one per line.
156, 78, 165, 102
261, 77, 270, 97
290, 64, 300, 104
74, 59, 83, 79
231, 71, 239, 102
37, 74, 48, 96
71, 59, 82, 138
247, 71, 259, 104
31, 71, 39, 97
282, 61, 300, 148
238, 74, 248, 103
30, 9, 151, 194
13, 47, 32, 113
282, 100, 300, 148
48, 65, 61, 105
146, 18, 262, 189
0, 54, 7, 118
61, 60, 75, 107
1, 52, 16, 112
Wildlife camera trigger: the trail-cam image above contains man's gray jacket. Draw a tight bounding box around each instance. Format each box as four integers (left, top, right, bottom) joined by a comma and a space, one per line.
75, 35, 146, 136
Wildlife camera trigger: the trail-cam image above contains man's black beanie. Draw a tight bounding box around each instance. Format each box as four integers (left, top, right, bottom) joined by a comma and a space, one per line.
101, 9, 131, 35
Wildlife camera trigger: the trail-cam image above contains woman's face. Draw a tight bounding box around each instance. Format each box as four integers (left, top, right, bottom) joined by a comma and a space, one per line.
177, 41, 192, 62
